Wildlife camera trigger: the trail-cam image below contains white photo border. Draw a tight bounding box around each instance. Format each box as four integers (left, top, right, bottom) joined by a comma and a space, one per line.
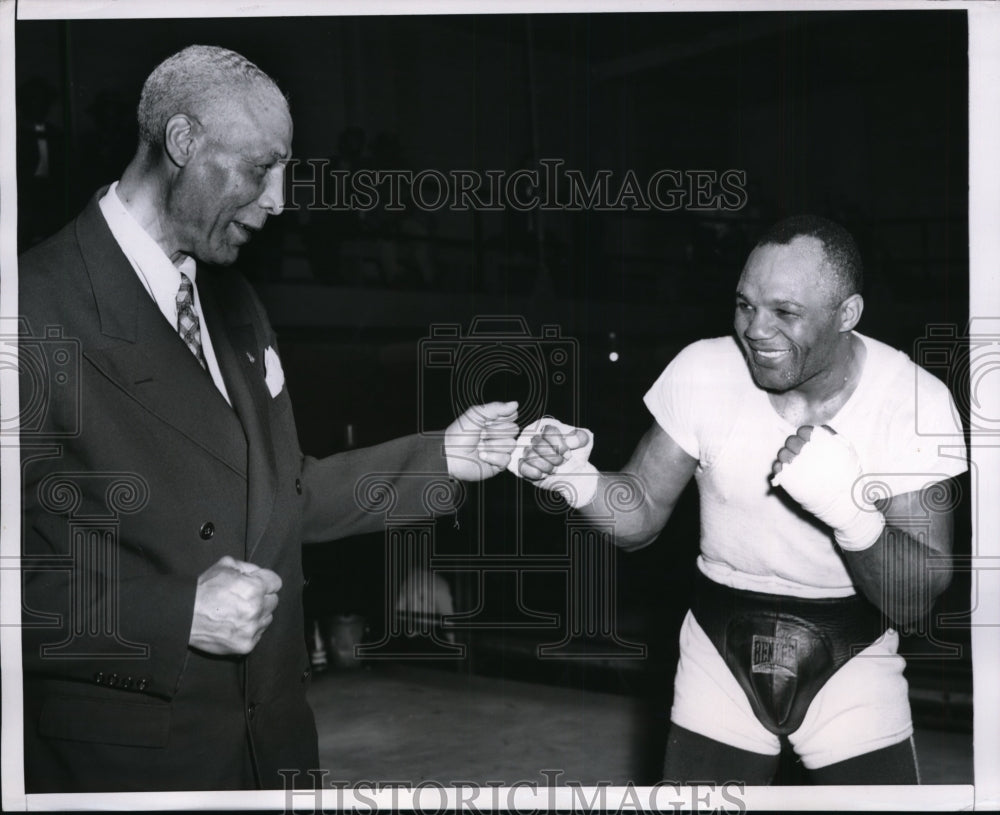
1, 0, 995, 811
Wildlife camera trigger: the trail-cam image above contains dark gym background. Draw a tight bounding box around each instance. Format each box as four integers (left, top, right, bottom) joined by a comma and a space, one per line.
14, 9, 971, 786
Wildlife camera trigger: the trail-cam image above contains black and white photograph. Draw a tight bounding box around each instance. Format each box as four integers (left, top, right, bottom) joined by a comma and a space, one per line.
1, 0, 997, 811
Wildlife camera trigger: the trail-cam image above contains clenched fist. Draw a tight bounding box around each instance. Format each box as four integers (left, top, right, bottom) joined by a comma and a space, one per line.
444, 401, 519, 482
510, 417, 598, 509
771, 425, 884, 551
189, 556, 283, 655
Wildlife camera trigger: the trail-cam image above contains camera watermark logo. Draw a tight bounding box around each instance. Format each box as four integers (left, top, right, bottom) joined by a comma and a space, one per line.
418, 317, 578, 434
0, 319, 82, 437
914, 318, 1000, 436
350, 318, 648, 661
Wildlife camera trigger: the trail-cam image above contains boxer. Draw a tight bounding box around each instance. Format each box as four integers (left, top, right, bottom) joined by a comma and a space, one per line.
514, 215, 965, 785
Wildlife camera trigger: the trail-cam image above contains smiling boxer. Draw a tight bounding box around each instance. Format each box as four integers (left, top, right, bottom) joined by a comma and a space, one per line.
514, 215, 966, 785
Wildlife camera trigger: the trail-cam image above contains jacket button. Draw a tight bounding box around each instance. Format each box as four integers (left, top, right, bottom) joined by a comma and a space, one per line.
295, 478, 302, 495
108, 673, 118, 686
94, 672, 104, 685
137, 678, 148, 691
121, 676, 133, 689
199, 522, 215, 540
301, 669, 311, 683
247, 703, 257, 720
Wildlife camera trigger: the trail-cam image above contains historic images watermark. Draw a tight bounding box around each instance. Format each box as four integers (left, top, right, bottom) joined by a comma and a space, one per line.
286, 159, 748, 214
279, 770, 748, 814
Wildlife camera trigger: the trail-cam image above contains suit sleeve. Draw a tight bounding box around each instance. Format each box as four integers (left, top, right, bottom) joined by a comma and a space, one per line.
299, 434, 459, 543
235, 275, 462, 545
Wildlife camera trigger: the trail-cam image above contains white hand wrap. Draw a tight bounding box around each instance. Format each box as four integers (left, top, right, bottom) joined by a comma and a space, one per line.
770, 426, 885, 551
507, 418, 599, 509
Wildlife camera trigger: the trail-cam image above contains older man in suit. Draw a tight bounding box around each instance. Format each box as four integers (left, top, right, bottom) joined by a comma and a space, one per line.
18, 45, 518, 793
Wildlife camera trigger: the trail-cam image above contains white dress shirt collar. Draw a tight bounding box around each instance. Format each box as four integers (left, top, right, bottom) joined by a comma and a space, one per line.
98, 181, 196, 303
98, 182, 232, 406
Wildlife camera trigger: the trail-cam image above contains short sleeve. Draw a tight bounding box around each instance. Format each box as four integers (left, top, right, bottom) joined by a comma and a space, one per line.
892, 364, 968, 481
849, 345, 969, 504
643, 341, 717, 460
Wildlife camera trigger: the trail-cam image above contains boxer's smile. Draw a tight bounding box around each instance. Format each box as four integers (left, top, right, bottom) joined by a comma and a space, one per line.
756, 350, 788, 356
732, 235, 855, 394
750, 346, 791, 362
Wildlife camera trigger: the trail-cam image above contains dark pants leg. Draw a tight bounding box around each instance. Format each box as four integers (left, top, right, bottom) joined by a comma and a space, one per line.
663, 724, 781, 786
806, 737, 919, 785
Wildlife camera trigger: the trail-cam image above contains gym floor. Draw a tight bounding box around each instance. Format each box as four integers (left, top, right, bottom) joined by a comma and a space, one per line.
308, 661, 973, 787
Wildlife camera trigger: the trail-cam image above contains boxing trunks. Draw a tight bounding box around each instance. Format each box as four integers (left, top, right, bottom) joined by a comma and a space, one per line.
690, 570, 888, 735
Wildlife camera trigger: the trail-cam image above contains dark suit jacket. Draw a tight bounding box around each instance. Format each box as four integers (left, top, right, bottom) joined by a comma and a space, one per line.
18, 192, 455, 792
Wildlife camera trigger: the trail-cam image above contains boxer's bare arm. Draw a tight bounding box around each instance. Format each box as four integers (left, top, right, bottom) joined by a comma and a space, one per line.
843, 483, 956, 626
579, 422, 699, 550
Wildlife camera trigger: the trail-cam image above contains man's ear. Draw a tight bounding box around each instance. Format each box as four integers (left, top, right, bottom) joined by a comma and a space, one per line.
838, 293, 864, 332
163, 113, 200, 168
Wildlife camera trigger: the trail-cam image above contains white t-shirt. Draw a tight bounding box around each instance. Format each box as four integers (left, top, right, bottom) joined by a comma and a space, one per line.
643, 333, 967, 598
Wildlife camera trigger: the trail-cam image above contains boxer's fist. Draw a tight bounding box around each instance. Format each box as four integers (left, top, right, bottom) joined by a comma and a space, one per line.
509, 418, 599, 508
444, 401, 519, 482
771, 425, 884, 551
518, 424, 590, 480
189, 556, 283, 655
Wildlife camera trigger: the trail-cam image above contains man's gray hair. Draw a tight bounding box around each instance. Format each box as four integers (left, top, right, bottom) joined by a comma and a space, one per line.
137, 44, 286, 146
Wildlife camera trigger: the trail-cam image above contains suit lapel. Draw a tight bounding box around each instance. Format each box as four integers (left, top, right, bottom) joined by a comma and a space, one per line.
76, 193, 247, 478
198, 275, 277, 559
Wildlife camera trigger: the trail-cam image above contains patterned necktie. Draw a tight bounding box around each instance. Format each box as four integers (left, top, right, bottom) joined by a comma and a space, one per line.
176, 272, 207, 370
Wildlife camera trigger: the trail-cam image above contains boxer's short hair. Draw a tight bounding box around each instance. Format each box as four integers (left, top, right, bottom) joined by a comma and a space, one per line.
756, 214, 863, 300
